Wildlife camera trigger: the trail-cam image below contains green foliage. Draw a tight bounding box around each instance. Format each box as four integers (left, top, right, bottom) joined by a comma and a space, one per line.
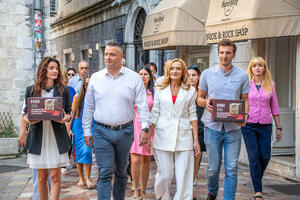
0, 120, 18, 138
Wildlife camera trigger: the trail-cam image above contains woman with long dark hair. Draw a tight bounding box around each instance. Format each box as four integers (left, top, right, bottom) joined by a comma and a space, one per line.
70, 76, 95, 189
130, 66, 155, 199
188, 65, 206, 200
23, 57, 71, 200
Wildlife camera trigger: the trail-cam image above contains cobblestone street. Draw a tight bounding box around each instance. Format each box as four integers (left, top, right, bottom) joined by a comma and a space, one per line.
1, 153, 299, 200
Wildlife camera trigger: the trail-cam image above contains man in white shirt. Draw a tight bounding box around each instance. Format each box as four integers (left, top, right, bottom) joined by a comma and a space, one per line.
82, 41, 150, 200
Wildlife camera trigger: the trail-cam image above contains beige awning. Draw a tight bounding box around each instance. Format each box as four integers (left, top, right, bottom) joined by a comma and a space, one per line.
142, 0, 209, 50
205, 0, 300, 44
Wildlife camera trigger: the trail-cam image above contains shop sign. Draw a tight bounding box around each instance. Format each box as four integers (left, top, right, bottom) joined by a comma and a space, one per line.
153, 13, 164, 34
143, 38, 169, 48
206, 27, 248, 42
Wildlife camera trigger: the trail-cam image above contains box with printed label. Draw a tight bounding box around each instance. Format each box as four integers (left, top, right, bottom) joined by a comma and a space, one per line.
212, 99, 246, 122
27, 97, 63, 121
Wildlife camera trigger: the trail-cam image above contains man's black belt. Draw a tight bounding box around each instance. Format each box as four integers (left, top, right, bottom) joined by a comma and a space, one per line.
95, 120, 133, 131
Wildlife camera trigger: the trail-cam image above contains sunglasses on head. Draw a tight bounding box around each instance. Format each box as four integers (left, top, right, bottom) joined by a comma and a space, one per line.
187, 65, 199, 70
68, 73, 75, 77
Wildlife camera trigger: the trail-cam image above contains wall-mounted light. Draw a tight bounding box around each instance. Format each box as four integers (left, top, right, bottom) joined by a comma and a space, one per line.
89, 48, 93, 58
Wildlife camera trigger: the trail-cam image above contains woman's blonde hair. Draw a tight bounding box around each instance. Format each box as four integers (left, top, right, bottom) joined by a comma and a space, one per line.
247, 57, 273, 95
157, 58, 190, 90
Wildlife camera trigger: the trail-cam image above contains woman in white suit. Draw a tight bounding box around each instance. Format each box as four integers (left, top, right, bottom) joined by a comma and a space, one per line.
146, 58, 200, 200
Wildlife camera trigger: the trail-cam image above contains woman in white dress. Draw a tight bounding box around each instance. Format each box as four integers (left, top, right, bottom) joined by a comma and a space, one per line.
23, 57, 72, 200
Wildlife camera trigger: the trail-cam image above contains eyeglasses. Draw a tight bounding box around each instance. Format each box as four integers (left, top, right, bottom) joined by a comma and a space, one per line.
68, 73, 75, 77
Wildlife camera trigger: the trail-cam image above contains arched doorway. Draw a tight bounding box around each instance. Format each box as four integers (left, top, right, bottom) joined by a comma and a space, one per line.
134, 9, 149, 71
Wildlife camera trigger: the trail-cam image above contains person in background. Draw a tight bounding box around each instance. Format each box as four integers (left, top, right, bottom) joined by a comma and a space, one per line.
242, 57, 282, 200
144, 58, 200, 199
147, 62, 158, 83
155, 60, 172, 85
69, 61, 89, 94
130, 66, 155, 199
69, 76, 95, 189
62, 69, 77, 172
197, 39, 249, 200
67, 68, 76, 80
188, 65, 206, 200
23, 57, 72, 200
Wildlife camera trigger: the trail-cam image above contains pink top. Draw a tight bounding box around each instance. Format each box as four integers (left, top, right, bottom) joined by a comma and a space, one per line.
247, 81, 280, 124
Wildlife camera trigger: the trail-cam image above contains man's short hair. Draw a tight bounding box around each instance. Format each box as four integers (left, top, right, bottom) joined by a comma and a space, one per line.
147, 62, 157, 72
106, 41, 123, 53
218, 39, 237, 54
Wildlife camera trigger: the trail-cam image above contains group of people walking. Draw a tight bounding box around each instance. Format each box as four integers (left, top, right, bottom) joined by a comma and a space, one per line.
18, 39, 282, 200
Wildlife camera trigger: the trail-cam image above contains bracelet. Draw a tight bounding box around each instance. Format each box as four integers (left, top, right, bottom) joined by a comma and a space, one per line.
276, 127, 282, 131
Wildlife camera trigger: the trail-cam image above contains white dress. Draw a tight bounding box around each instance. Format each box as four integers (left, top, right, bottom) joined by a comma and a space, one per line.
27, 89, 70, 169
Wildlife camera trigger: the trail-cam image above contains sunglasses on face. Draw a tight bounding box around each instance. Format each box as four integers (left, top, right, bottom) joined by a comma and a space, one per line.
68, 73, 75, 77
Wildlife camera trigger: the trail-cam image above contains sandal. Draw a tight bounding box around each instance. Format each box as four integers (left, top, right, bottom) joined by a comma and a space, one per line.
254, 195, 263, 200
131, 188, 140, 200
76, 181, 85, 187
140, 189, 146, 199
86, 181, 95, 189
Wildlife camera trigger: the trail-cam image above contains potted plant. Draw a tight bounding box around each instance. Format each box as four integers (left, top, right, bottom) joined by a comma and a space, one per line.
0, 118, 20, 157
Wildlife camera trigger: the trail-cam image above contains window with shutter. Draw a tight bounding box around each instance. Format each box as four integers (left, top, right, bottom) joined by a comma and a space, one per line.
50, 0, 57, 15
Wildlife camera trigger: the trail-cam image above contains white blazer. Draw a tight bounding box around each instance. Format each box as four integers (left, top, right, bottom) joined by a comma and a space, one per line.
150, 84, 197, 152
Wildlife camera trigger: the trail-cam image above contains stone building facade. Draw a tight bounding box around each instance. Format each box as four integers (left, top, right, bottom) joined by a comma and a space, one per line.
0, 0, 51, 127
50, 0, 176, 75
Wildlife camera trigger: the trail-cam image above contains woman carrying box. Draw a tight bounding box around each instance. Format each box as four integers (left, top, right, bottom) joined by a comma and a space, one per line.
23, 57, 72, 200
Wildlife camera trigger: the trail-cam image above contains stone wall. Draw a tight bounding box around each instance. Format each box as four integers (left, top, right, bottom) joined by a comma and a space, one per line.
0, 0, 51, 129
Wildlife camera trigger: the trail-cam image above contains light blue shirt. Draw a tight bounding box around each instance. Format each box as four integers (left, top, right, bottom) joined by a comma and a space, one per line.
198, 65, 250, 132
68, 74, 82, 94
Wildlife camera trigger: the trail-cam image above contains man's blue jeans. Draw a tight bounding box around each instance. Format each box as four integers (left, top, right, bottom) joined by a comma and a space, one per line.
32, 169, 51, 200
93, 122, 134, 200
204, 127, 242, 200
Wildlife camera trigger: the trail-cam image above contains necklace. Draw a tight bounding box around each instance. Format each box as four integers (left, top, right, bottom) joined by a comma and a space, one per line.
44, 85, 54, 93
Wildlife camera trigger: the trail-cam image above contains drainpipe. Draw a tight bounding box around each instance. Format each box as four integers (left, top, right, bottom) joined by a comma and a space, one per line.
33, 0, 44, 70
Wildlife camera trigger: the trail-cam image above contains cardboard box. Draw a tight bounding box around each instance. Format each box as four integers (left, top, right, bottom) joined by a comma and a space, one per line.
212, 99, 246, 122
27, 97, 63, 121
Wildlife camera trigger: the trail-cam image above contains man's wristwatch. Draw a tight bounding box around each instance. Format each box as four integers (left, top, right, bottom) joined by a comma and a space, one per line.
142, 128, 149, 133
276, 127, 282, 131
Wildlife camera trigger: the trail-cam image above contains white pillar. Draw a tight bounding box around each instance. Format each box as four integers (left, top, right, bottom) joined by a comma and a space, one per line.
126, 44, 135, 70
295, 36, 300, 179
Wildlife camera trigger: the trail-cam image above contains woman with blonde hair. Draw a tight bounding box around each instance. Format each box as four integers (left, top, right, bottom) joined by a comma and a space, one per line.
144, 58, 200, 199
243, 57, 282, 200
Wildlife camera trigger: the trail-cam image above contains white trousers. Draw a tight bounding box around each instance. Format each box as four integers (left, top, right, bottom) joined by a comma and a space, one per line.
153, 149, 194, 200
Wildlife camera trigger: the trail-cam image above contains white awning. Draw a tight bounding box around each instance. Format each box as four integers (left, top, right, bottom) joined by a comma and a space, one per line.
142, 0, 209, 50
205, 0, 300, 44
